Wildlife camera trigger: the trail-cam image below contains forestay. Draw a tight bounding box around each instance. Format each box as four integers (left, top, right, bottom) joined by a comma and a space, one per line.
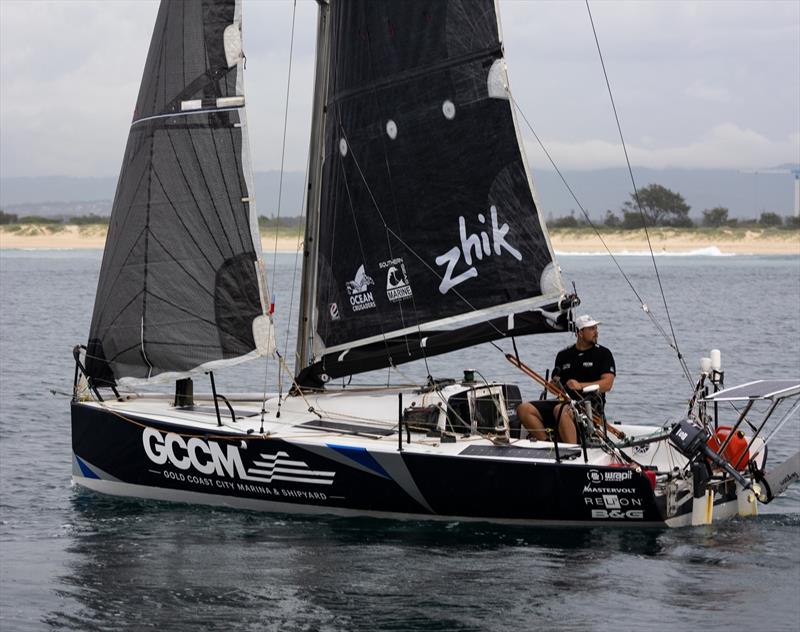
86, 0, 271, 386
298, 0, 568, 383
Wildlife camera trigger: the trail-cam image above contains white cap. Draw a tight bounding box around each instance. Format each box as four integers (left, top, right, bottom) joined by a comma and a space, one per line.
575, 314, 601, 330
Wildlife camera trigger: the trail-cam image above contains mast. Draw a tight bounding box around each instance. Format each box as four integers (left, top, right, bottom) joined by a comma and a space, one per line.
295, 0, 332, 375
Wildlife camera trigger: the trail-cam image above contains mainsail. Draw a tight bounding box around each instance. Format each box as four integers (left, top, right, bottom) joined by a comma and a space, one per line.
297, 0, 569, 384
86, 0, 271, 386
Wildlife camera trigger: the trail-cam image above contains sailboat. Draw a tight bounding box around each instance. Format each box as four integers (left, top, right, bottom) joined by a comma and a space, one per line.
71, 0, 799, 527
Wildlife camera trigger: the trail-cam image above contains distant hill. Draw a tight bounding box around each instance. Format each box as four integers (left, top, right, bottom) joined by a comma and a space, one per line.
1, 166, 796, 220
0, 171, 308, 219
532, 165, 798, 220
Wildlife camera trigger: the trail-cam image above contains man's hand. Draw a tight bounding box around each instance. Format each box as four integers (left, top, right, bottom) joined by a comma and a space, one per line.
565, 379, 581, 391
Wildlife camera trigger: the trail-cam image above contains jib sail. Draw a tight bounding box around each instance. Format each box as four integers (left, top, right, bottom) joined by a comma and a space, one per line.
86, 0, 272, 386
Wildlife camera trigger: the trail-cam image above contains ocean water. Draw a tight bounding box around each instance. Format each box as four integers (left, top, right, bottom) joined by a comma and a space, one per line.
1, 249, 799, 631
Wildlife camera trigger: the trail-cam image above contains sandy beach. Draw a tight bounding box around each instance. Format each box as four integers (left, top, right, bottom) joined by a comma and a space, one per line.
1, 224, 797, 255
549, 227, 799, 256
0, 225, 303, 253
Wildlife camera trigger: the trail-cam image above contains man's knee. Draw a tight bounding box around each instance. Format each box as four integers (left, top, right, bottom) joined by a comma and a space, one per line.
516, 401, 535, 418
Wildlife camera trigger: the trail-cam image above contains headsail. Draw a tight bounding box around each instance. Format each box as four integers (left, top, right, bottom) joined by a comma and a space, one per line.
298, 0, 568, 384
86, 0, 272, 386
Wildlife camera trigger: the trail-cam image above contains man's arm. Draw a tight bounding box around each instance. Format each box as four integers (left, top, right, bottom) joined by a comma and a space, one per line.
549, 350, 564, 387
564, 372, 614, 394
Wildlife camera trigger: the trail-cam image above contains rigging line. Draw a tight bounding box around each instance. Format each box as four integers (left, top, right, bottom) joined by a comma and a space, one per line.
336, 120, 514, 382
585, 0, 692, 384
335, 122, 509, 343
323, 22, 507, 373
270, 0, 298, 276
320, 38, 397, 367
282, 160, 310, 376
364, 19, 430, 372
334, 120, 394, 357
377, 148, 431, 369
262, 0, 298, 405
506, 93, 645, 306
506, 90, 685, 362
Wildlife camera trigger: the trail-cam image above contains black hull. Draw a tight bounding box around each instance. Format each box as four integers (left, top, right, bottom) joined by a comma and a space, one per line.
72, 402, 700, 526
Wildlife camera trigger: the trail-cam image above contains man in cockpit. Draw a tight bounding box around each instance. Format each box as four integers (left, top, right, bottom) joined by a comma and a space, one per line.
516, 314, 615, 443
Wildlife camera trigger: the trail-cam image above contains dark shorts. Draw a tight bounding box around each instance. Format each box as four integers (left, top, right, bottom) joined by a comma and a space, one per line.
529, 400, 567, 431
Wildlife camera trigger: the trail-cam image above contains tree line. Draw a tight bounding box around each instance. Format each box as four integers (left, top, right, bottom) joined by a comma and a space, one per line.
0, 212, 305, 229
2, 185, 798, 229
547, 184, 799, 229
0, 211, 111, 225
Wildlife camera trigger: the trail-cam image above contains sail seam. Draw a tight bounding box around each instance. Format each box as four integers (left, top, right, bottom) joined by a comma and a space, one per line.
204, 115, 244, 253
161, 128, 227, 260
182, 125, 236, 256
97, 289, 146, 347
328, 45, 502, 106
149, 168, 218, 273
92, 206, 149, 326
146, 230, 215, 298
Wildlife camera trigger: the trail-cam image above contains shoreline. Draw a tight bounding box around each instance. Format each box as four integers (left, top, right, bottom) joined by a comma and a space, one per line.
549, 228, 799, 256
1, 225, 798, 255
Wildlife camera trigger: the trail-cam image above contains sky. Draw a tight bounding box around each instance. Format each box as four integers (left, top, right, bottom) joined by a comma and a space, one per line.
0, 0, 798, 180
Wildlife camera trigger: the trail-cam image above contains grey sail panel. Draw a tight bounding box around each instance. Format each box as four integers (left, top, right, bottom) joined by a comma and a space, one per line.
86, 0, 266, 385
310, 0, 563, 367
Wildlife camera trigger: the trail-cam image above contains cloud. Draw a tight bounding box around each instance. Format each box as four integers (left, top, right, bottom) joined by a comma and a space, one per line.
684, 81, 730, 103
525, 123, 799, 170
0, 0, 797, 177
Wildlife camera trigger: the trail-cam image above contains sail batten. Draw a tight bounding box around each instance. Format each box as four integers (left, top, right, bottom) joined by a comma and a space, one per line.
85, 0, 273, 386
298, 0, 567, 382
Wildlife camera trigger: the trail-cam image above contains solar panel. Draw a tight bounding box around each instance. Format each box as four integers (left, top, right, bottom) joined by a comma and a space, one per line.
702, 379, 800, 401
460, 445, 581, 460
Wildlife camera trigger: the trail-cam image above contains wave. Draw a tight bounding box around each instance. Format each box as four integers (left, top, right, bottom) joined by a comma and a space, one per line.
555, 246, 736, 257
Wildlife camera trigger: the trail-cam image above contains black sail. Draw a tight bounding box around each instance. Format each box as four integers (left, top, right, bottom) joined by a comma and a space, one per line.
86, 0, 269, 386
301, 0, 567, 383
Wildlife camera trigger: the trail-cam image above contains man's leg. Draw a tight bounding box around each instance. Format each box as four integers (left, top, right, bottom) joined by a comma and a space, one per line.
516, 401, 549, 440
555, 404, 577, 443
